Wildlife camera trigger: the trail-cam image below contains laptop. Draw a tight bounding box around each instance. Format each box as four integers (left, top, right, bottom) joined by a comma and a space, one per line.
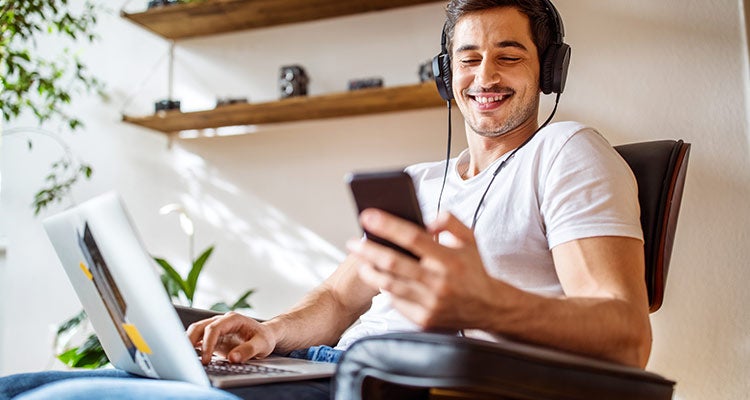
43, 192, 336, 388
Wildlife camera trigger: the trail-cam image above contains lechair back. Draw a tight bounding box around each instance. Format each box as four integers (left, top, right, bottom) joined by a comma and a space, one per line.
615, 140, 690, 312
334, 139, 691, 400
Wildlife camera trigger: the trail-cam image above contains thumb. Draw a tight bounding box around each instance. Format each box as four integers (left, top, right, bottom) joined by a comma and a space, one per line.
228, 335, 272, 363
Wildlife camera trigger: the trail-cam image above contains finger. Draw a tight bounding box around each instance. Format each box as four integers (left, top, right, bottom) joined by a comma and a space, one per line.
346, 238, 424, 282
186, 315, 223, 347
428, 211, 477, 247
200, 313, 243, 365
359, 208, 435, 259
357, 260, 431, 304
212, 333, 246, 357
227, 334, 273, 363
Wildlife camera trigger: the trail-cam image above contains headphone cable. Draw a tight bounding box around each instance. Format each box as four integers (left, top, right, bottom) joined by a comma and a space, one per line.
435, 100, 453, 218
469, 92, 561, 229
434, 92, 561, 228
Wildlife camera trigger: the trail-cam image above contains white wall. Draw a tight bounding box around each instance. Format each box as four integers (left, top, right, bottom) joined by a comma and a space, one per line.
1, 1, 748, 399
0, 212, 5, 374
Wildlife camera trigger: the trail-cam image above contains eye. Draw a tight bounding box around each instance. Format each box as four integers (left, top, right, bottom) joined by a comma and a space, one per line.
500, 57, 521, 62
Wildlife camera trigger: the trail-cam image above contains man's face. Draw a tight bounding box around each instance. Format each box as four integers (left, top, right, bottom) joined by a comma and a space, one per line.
451, 7, 541, 138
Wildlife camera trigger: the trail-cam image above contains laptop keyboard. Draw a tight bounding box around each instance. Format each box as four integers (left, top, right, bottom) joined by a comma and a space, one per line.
204, 359, 296, 377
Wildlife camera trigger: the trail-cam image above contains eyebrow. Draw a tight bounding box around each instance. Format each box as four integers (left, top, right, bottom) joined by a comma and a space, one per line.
455, 40, 529, 53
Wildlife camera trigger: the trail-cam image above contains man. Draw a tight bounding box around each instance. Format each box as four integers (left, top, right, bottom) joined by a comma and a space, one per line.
188, 0, 651, 391
0, 0, 650, 399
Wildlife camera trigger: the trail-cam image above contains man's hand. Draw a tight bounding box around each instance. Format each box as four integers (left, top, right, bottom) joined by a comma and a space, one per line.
348, 208, 651, 367
348, 208, 499, 330
187, 312, 276, 365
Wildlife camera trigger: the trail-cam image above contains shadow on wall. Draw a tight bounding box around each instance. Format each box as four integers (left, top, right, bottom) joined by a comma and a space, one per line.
159, 144, 344, 318
151, 108, 462, 318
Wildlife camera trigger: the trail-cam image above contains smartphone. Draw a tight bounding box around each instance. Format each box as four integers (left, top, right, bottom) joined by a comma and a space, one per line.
346, 170, 425, 259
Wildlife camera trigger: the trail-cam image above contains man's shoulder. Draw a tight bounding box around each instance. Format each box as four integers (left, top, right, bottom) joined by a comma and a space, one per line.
532, 121, 612, 159
536, 121, 601, 146
543, 120, 590, 133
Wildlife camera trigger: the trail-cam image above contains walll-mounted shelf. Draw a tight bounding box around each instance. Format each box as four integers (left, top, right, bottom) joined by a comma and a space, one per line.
120, 0, 446, 134
122, 82, 446, 134
121, 0, 443, 40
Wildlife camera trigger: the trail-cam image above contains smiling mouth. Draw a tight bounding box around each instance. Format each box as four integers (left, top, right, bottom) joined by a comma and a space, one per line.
466, 86, 516, 106
471, 94, 510, 104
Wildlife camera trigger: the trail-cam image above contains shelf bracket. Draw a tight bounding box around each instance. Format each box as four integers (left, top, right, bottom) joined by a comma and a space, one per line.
168, 40, 175, 100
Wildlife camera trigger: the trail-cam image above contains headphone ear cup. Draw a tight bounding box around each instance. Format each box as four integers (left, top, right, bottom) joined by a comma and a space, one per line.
540, 45, 558, 95
432, 53, 454, 101
540, 43, 571, 94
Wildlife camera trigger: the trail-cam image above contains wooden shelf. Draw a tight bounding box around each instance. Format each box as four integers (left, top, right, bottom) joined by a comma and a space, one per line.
120, 1, 447, 134
121, 0, 442, 40
122, 82, 446, 134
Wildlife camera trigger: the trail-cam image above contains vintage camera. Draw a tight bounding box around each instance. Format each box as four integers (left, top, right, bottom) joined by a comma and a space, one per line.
154, 99, 180, 113
215, 97, 248, 107
347, 77, 384, 91
279, 65, 309, 99
147, 0, 182, 9
418, 60, 434, 83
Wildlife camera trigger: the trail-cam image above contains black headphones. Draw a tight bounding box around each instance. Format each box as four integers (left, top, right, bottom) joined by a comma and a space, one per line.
432, 0, 571, 101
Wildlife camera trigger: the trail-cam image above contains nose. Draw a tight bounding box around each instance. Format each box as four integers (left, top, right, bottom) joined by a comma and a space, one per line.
474, 59, 501, 88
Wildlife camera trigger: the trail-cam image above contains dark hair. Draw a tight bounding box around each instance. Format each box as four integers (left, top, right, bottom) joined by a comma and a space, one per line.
444, 0, 555, 63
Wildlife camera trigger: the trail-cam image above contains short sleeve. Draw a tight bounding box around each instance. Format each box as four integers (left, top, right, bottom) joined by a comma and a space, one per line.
540, 129, 643, 249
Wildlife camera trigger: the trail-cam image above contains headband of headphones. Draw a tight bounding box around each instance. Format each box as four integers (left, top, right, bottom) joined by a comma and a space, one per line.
432, 0, 571, 100
542, 0, 564, 44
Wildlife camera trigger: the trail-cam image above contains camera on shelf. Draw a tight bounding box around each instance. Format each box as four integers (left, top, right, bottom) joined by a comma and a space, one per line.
347, 77, 384, 91
418, 60, 434, 83
147, 0, 182, 9
215, 97, 248, 108
154, 99, 181, 113
279, 65, 309, 99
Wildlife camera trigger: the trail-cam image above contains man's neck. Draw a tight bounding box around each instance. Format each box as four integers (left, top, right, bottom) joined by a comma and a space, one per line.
462, 120, 539, 179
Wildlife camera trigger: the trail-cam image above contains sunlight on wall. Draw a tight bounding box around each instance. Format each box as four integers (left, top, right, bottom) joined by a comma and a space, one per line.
164, 146, 343, 312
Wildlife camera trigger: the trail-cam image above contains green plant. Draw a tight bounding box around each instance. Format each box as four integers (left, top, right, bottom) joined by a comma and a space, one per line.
154, 246, 256, 312
155, 246, 214, 307
54, 310, 108, 369
1, 0, 104, 214
209, 289, 256, 313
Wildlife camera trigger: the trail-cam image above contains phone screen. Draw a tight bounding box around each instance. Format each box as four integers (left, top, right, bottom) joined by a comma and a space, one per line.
346, 170, 424, 259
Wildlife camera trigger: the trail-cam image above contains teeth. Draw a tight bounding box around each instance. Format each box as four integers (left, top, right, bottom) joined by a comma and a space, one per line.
475, 95, 505, 104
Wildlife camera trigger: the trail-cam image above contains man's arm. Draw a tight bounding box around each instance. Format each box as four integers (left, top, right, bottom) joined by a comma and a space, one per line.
478, 235, 652, 367
267, 254, 379, 353
545, 235, 652, 366
350, 209, 652, 368
187, 254, 377, 364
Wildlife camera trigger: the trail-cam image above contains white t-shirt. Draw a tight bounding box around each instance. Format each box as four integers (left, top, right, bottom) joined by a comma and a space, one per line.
336, 121, 643, 349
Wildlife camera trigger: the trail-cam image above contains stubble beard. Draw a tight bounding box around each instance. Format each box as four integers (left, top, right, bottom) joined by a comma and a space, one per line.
467, 93, 538, 138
